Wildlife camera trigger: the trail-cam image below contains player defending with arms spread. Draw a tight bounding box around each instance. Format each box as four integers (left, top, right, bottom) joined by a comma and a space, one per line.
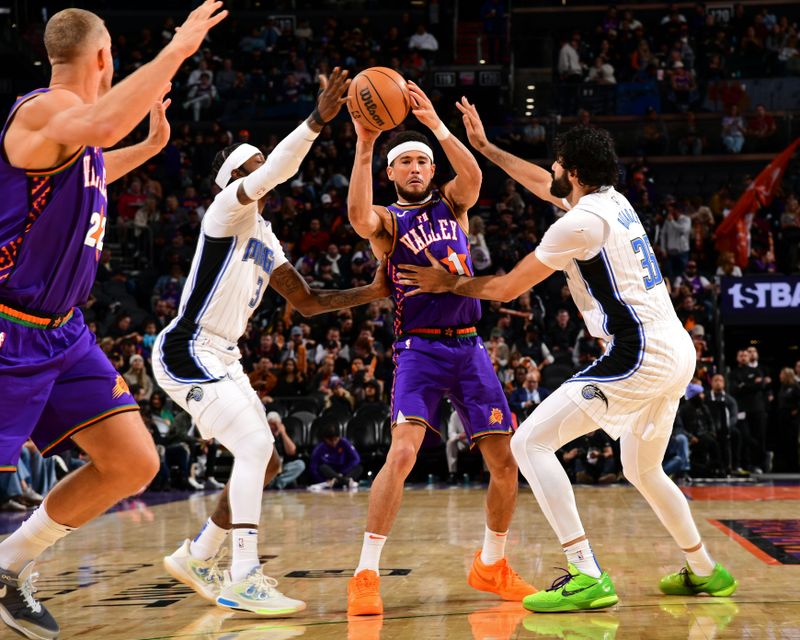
155, 68, 391, 616
346, 83, 536, 616
399, 102, 738, 612
0, 4, 226, 638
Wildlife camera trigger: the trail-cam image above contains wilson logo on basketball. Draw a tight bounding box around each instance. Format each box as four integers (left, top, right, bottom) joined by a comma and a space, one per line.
489, 408, 504, 425
359, 87, 386, 127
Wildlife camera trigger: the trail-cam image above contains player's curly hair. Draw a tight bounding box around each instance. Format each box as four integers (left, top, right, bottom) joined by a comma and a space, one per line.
385, 130, 433, 164
210, 143, 245, 186
553, 126, 619, 188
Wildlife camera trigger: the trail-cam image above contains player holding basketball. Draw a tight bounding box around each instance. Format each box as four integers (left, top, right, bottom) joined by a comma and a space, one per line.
155, 68, 392, 616
346, 81, 536, 616
0, 3, 226, 638
399, 101, 738, 612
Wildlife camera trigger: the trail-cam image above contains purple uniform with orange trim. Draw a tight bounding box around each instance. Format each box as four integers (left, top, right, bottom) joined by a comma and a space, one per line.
0, 89, 137, 471
387, 190, 513, 442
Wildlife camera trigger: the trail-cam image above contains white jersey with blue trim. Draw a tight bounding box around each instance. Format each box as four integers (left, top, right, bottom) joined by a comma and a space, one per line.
172, 185, 287, 345
536, 186, 680, 341
534, 186, 695, 440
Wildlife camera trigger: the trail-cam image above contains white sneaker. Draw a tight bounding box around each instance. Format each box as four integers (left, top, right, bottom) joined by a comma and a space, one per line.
216, 567, 306, 616
347, 478, 359, 491
205, 476, 225, 490
187, 476, 205, 491
164, 539, 227, 602
307, 481, 333, 493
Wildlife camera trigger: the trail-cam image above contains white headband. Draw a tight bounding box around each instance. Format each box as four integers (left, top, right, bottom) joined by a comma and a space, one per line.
387, 141, 434, 166
215, 143, 261, 189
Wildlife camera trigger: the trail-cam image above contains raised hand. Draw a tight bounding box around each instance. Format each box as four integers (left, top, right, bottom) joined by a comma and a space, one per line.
316, 67, 351, 123
168, 0, 228, 60
407, 80, 441, 131
455, 97, 489, 151
145, 84, 172, 151
351, 114, 381, 143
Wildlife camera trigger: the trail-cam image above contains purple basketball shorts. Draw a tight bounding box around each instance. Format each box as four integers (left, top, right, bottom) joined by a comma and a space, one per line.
0, 310, 138, 471
390, 335, 513, 443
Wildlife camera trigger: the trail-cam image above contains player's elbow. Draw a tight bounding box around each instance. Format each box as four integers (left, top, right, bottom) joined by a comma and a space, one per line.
294, 297, 318, 317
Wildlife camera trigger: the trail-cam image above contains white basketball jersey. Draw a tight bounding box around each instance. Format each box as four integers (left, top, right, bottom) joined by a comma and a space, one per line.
559, 187, 680, 342
170, 186, 287, 344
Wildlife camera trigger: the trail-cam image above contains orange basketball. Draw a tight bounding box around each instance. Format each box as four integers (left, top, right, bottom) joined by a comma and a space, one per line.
347, 67, 410, 132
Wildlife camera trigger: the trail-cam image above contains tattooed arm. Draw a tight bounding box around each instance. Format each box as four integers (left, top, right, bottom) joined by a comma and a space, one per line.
269, 261, 391, 317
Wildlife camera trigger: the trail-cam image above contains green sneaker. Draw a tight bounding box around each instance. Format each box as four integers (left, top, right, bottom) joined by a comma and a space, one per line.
658, 564, 738, 597
522, 564, 618, 613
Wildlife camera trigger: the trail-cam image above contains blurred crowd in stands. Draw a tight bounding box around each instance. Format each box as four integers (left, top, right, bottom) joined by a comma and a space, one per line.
3, 2, 799, 509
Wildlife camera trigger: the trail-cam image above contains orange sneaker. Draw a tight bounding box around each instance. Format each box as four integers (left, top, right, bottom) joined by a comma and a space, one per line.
467, 551, 537, 601
347, 570, 384, 616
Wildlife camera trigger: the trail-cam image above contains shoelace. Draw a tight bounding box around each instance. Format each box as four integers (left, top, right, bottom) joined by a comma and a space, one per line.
205, 548, 227, 586
678, 567, 694, 587
245, 571, 280, 600
497, 561, 523, 588
352, 572, 377, 595
18, 570, 42, 614
546, 568, 574, 592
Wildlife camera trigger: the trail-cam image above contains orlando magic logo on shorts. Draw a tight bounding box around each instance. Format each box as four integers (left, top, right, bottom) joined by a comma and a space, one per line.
581, 384, 608, 408
186, 385, 204, 403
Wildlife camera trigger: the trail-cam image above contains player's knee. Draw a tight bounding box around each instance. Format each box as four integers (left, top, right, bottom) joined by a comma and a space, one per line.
231, 428, 273, 465
387, 441, 417, 475
112, 440, 160, 493
510, 426, 531, 461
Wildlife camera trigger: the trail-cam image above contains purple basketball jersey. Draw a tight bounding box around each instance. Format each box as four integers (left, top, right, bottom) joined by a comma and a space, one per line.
387, 191, 480, 333
0, 88, 107, 314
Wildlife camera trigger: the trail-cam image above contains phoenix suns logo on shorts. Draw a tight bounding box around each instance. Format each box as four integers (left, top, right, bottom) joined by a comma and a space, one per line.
111, 375, 130, 399
489, 408, 504, 425
581, 384, 608, 408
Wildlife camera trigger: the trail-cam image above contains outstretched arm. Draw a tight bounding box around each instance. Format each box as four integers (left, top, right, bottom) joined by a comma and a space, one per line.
398, 248, 553, 303
6, 0, 226, 166
456, 98, 567, 210
407, 82, 481, 212
269, 260, 391, 317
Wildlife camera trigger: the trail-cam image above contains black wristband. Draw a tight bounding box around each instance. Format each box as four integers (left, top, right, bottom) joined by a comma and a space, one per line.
311, 108, 327, 126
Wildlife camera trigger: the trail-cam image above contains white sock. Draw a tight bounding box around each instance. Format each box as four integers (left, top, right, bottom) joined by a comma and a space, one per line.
355, 532, 386, 575
231, 527, 260, 582
0, 505, 74, 572
480, 526, 508, 565
190, 518, 229, 560
564, 539, 602, 579
685, 544, 715, 577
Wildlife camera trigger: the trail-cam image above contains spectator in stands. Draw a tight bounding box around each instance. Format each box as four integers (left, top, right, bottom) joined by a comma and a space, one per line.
408, 24, 438, 61
327, 376, 355, 413
715, 251, 743, 281
558, 34, 584, 82
777, 368, 800, 472
272, 358, 307, 397
638, 106, 669, 155
677, 112, 704, 155
266, 412, 306, 489
300, 217, 330, 254
308, 419, 363, 491
663, 414, 691, 480
729, 348, 769, 473
667, 61, 697, 112
586, 56, 616, 85
708, 373, 741, 474
123, 354, 154, 401
469, 216, 492, 274
746, 104, 777, 151
509, 370, 551, 420
680, 381, 723, 476
249, 357, 278, 401
673, 260, 712, 300
183, 72, 218, 122
574, 431, 617, 484
522, 117, 547, 157
480, 0, 506, 64
721, 105, 746, 153
512, 324, 554, 369
660, 197, 692, 278
546, 309, 578, 361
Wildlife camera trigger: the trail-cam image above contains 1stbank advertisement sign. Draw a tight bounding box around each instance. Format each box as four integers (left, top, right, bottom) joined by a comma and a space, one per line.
720, 276, 800, 325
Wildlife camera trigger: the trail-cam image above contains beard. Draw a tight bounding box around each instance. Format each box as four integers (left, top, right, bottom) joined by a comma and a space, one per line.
549, 172, 573, 198
395, 181, 434, 203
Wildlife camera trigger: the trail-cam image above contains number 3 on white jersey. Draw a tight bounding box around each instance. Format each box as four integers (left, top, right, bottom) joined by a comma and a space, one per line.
84, 210, 107, 251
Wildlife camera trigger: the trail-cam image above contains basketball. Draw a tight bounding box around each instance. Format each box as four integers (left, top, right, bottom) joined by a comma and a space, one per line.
347, 67, 410, 132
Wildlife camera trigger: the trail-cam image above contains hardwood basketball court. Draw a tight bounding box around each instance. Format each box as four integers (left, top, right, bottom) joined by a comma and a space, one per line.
7, 482, 799, 639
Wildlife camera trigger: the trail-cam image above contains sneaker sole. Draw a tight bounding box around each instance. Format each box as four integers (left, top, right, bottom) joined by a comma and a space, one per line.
215, 597, 306, 616
163, 556, 218, 603
467, 573, 534, 601
347, 601, 384, 616
523, 594, 619, 613
0, 605, 58, 640
709, 581, 738, 597
660, 580, 738, 597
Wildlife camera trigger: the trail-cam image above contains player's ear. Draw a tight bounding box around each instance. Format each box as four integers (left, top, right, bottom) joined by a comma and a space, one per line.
430, 162, 436, 177
386, 165, 394, 181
